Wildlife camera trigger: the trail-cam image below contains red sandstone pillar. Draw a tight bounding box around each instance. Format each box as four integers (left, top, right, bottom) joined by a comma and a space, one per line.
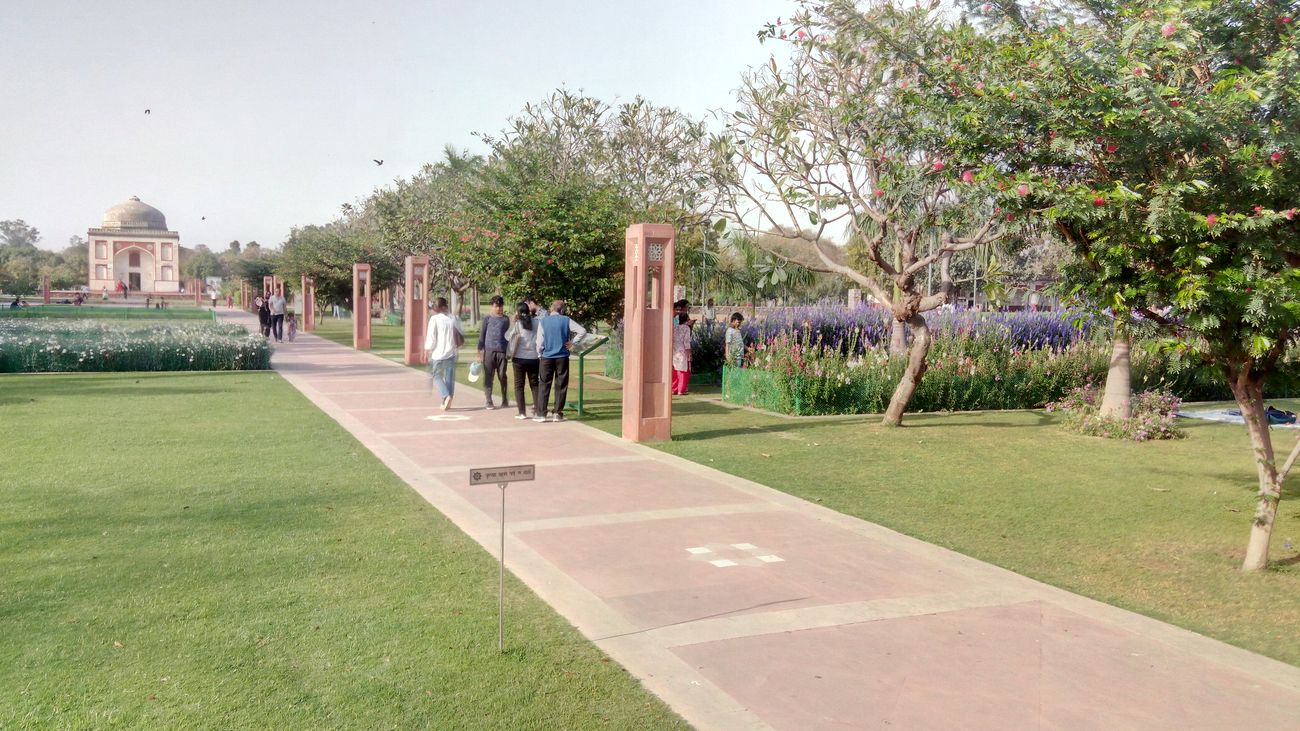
42, 276, 51, 305
621, 224, 676, 442
301, 276, 316, 332
353, 263, 372, 350
403, 256, 431, 365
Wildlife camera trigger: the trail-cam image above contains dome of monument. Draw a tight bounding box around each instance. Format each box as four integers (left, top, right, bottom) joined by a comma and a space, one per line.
102, 196, 167, 231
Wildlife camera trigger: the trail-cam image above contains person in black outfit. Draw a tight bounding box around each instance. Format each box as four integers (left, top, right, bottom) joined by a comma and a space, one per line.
477, 295, 511, 409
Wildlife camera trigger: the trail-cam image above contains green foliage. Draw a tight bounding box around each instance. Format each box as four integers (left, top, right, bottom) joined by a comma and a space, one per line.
181, 248, 222, 281
0, 320, 270, 372
0, 223, 87, 292
724, 332, 1291, 416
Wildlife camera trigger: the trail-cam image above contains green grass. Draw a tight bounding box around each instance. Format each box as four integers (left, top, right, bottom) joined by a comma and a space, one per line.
311, 317, 481, 356
556, 371, 1300, 667
0, 372, 687, 729
0, 305, 214, 320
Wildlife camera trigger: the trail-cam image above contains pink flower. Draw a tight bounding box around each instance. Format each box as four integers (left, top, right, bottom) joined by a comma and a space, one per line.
1271, 151, 1283, 163
932, 160, 946, 172
961, 170, 975, 183
797, 29, 807, 39
1161, 22, 1177, 37
873, 188, 885, 197
1284, 209, 1296, 220
974, 82, 985, 91
1206, 213, 1218, 227
1016, 184, 1030, 197
1133, 67, 1144, 77
1105, 143, 1118, 153
1093, 196, 1106, 207
546, 258, 554, 264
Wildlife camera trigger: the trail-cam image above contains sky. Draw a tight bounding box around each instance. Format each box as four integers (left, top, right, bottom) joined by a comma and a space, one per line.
1, 0, 793, 252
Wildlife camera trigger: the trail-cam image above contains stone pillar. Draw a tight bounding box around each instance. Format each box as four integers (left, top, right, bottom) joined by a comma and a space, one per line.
263, 275, 274, 297
353, 263, 372, 350
241, 280, 251, 310
42, 276, 51, 305
621, 224, 676, 442
301, 276, 316, 332
403, 256, 431, 365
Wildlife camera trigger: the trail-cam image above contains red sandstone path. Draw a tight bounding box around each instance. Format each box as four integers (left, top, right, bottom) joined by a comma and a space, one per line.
227, 310, 1300, 730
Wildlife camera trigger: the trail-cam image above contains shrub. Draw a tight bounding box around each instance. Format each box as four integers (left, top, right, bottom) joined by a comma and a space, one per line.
1046, 385, 1184, 441
0, 321, 271, 373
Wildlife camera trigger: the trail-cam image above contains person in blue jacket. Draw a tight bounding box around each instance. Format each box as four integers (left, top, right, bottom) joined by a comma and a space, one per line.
534, 299, 587, 422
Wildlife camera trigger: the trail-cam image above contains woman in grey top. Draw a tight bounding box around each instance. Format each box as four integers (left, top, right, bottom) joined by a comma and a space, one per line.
505, 302, 541, 420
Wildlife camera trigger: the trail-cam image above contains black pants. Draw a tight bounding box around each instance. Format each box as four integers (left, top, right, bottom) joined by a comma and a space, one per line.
270, 314, 285, 341
538, 357, 570, 417
483, 350, 508, 404
512, 359, 540, 415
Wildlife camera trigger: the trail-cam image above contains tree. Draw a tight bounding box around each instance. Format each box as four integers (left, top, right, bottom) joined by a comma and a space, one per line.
714, 1, 1014, 425
964, 0, 1298, 569
0, 219, 40, 248
227, 240, 242, 254
183, 249, 222, 281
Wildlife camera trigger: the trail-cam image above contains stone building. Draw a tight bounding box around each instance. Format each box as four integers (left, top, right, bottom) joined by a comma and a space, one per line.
86, 196, 184, 295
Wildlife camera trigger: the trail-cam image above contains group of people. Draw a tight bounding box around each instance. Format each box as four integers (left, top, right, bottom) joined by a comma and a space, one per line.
670, 298, 747, 396
424, 295, 585, 422
254, 290, 295, 342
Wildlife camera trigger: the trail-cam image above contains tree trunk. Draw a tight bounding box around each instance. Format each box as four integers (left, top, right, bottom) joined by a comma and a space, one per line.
882, 314, 931, 427
1098, 324, 1132, 420
449, 288, 462, 319
1231, 375, 1282, 571
888, 318, 907, 357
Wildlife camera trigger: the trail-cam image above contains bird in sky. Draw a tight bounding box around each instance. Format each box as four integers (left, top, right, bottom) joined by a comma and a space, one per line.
201, 216, 206, 220
144, 109, 150, 115
373, 159, 384, 166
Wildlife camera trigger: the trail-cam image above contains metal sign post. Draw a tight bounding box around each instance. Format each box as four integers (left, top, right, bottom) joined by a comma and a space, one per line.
469, 464, 535, 652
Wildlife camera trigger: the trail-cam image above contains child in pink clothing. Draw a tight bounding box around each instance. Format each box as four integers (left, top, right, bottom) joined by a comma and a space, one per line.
671, 312, 692, 395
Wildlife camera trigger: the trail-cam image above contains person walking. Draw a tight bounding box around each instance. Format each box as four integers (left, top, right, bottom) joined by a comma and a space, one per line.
671, 311, 692, 395
226, 293, 234, 309
476, 295, 511, 410
268, 289, 287, 342
725, 312, 746, 368
535, 299, 586, 422
255, 295, 271, 337
424, 297, 464, 411
505, 302, 541, 420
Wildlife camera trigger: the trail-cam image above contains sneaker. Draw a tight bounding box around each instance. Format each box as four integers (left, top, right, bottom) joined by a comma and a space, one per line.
440, 396, 450, 411
551, 412, 565, 423
532, 414, 547, 423
485, 400, 495, 410
514, 413, 528, 420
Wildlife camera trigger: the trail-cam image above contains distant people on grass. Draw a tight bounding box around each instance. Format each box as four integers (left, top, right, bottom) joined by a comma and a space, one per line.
535, 299, 587, 423
332, 301, 342, 318
227, 293, 234, 308
8, 296, 19, 309
505, 301, 541, 420
286, 313, 298, 342
255, 295, 271, 337
424, 297, 465, 411
210, 290, 218, 308
101, 286, 108, 302
268, 290, 287, 342
726, 312, 746, 368
703, 298, 716, 323
477, 295, 510, 410
671, 311, 692, 395
145, 295, 152, 309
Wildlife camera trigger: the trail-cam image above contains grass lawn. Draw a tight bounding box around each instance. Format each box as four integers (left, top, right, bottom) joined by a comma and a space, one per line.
0, 372, 687, 729
0, 305, 214, 320
311, 317, 483, 357
532, 369, 1300, 667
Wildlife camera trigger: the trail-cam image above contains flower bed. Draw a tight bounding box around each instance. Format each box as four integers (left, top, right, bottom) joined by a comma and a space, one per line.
0, 320, 271, 373
0, 304, 216, 320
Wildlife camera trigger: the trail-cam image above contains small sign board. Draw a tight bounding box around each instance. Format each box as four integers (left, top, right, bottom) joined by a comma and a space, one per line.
470, 464, 535, 486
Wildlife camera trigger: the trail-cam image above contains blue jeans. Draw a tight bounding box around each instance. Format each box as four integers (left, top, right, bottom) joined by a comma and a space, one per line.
430, 356, 457, 399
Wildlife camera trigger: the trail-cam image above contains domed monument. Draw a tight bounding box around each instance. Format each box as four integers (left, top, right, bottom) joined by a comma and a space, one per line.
87, 196, 184, 296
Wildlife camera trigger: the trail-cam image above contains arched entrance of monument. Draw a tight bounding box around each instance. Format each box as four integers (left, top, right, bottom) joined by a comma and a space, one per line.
114, 246, 154, 293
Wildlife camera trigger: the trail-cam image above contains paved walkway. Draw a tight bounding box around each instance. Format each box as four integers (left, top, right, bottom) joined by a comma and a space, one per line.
233, 311, 1300, 730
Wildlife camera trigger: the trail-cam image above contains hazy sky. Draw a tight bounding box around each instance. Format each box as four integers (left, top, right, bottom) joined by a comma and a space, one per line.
2, 0, 792, 252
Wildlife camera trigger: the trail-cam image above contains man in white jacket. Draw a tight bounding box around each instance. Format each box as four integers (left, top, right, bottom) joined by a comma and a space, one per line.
424, 297, 464, 410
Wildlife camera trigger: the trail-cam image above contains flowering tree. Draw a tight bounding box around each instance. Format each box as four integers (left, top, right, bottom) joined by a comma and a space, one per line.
715, 0, 1017, 426
960, 0, 1299, 569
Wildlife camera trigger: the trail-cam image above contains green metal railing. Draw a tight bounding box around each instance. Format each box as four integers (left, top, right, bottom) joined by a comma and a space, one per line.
574, 335, 610, 416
